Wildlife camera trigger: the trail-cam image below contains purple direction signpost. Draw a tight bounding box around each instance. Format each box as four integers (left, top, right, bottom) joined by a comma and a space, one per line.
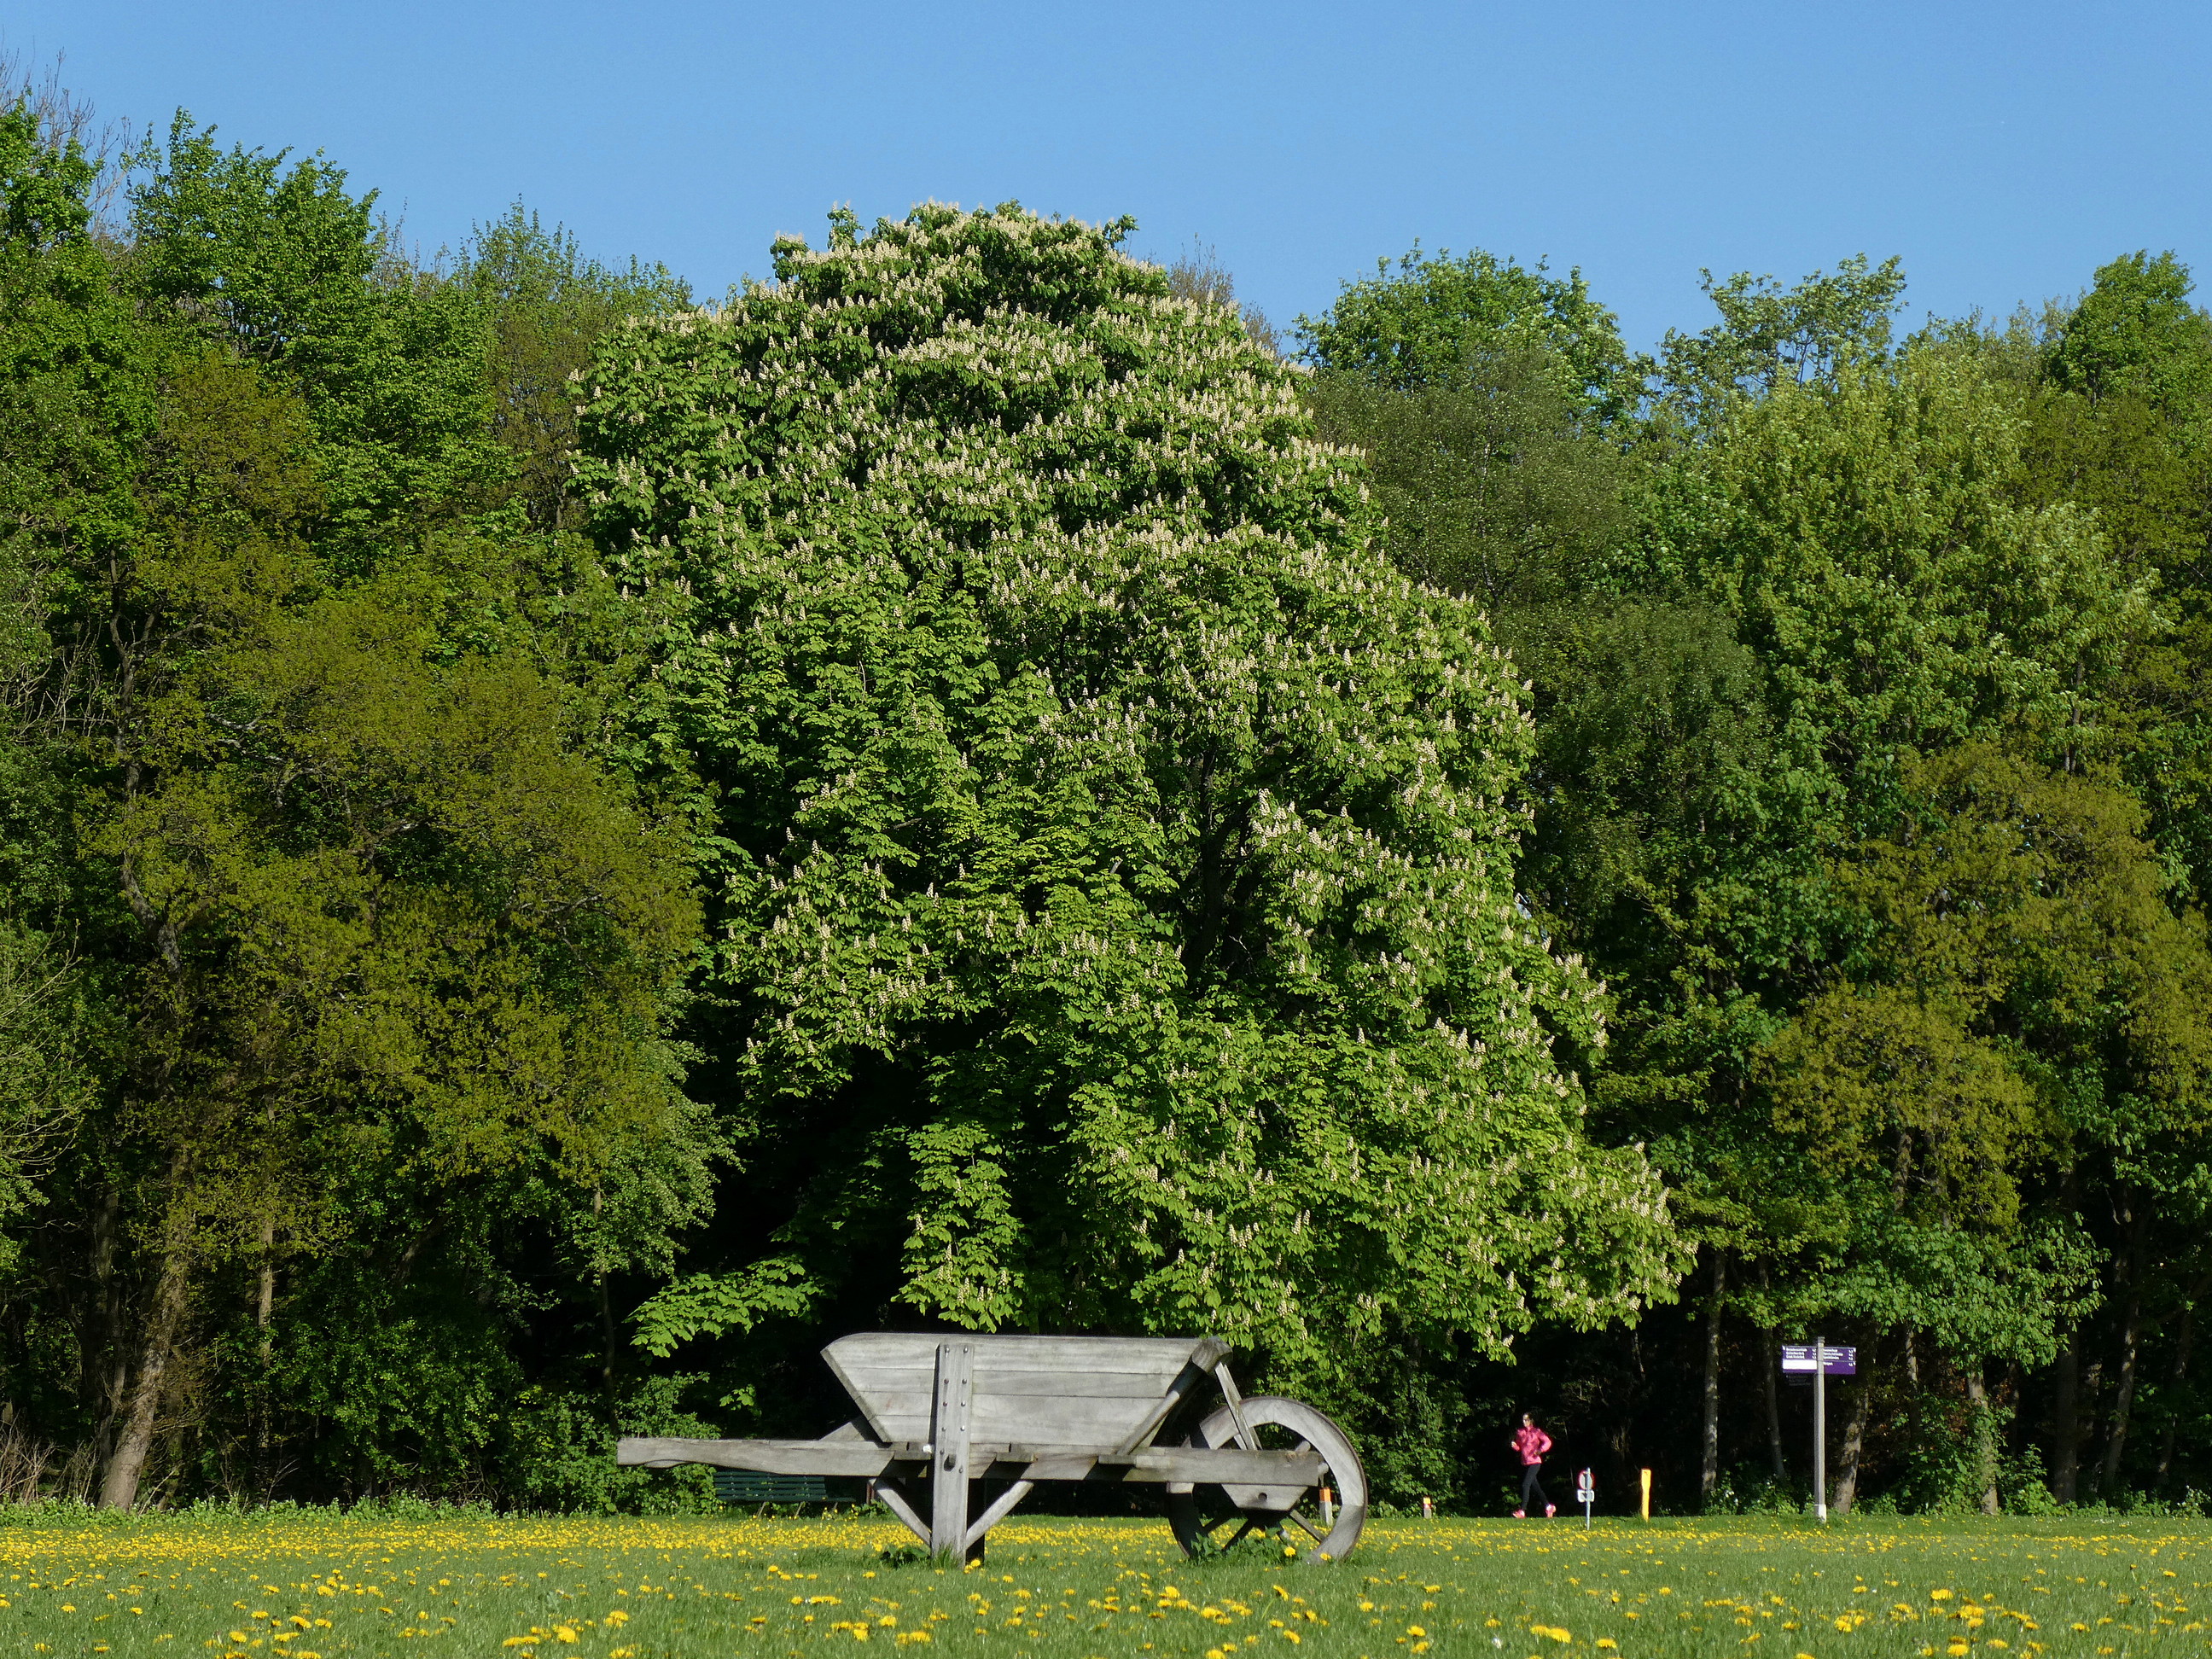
1779, 1340, 1856, 1521
1779, 1343, 1857, 1377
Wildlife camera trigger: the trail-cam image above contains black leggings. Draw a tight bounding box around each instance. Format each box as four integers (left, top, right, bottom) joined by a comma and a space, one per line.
1521, 1464, 1549, 1509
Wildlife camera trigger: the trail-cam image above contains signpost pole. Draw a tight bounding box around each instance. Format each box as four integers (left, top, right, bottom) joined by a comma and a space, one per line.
1813, 1334, 1827, 1523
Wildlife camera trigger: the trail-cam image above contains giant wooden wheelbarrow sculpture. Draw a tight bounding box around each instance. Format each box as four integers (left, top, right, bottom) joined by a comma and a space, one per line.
617, 1334, 1366, 1563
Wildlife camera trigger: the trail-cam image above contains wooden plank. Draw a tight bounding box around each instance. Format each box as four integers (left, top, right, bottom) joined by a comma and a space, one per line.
822, 1344, 928, 1442
613, 1435, 1315, 1489
859, 1388, 1153, 1419
964, 1447, 1321, 1485
977, 1396, 1163, 1441
861, 1391, 1162, 1444
823, 1333, 951, 1375
1111, 1354, 1214, 1457
928, 1342, 974, 1558
1214, 1362, 1254, 1450
963, 1479, 1034, 1552
1115, 1447, 1324, 1485
614, 1437, 903, 1477
1013, 1454, 1097, 1481
823, 1334, 1220, 1425
838, 1366, 1191, 1404
824, 1335, 1225, 1372
969, 1367, 1196, 1399
875, 1476, 929, 1548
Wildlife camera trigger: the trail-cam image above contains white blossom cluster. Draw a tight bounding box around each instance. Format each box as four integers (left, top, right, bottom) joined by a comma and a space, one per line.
577, 203, 1685, 1366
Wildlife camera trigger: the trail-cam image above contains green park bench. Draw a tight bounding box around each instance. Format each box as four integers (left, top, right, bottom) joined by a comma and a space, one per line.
713, 1469, 829, 1506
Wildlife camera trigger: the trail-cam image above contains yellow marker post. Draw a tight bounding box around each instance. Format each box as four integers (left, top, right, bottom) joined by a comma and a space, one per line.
1639, 1468, 1652, 1519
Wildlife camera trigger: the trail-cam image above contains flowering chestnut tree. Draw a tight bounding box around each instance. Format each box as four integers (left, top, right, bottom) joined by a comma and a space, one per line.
577, 203, 1685, 1374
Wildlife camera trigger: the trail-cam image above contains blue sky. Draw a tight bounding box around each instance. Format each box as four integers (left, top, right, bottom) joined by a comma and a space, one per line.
8, 1, 2209, 352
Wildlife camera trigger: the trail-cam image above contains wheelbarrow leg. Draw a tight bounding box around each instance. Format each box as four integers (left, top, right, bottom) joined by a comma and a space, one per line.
929, 1342, 974, 1560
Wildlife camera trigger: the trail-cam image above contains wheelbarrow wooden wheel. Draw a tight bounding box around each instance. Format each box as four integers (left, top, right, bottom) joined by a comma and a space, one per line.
1167, 1395, 1366, 1564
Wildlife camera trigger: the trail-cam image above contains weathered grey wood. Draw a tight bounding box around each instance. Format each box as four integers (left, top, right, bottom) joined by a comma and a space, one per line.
616, 1434, 1318, 1489
622, 1330, 1364, 1561
995, 1447, 1321, 1484
1008, 1453, 1097, 1481
824, 1334, 1214, 1442
615, 1436, 902, 1476
860, 1384, 1185, 1416
829, 1333, 1211, 1374
1111, 1342, 1229, 1456
875, 1476, 929, 1548
1121, 1446, 1321, 1486
1173, 1394, 1367, 1565
962, 1479, 1034, 1552
978, 1365, 1218, 1397
855, 1391, 1185, 1447
819, 1366, 1192, 1407
928, 1342, 975, 1557
1214, 1361, 1254, 1449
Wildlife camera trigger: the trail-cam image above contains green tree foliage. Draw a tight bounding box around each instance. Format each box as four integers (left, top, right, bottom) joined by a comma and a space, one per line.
1761, 744, 2212, 1299
2046, 251, 2212, 411
1621, 338, 2145, 1301
1993, 253, 2212, 1502
1477, 265, 2187, 1511
577, 204, 1685, 1387
1652, 255, 1907, 424
1297, 244, 1639, 420
457, 203, 693, 533
130, 116, 504, 562
0, 85, 709, 1509
0, 99, 134, 1275
1304, 349, 1634, 612
1647, 347, 2142, 804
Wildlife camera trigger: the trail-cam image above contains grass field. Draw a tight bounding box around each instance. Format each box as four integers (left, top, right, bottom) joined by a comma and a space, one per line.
0, 1506, 2203, 1658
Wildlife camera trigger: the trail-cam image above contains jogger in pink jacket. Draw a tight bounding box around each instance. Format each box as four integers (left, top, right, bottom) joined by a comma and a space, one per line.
1511, 1413, 1555, 1518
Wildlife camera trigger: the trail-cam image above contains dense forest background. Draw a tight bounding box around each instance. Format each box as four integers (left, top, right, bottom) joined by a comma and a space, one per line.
6, 60, 2212, 1518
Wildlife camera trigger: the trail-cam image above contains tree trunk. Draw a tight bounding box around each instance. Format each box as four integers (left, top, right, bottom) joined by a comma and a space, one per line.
1963, 1366, 2000, 1515
98, 1188, 192, 1511
594, 1186, 618, 1410
1761, 1333, 1786, 1482
2052, 1169, 2083, 1504
2154, 1270, 2209, 1491
2052, 1331, 2081, 1505
253, 1214, 276, 1487
1699, 1249, 1726, 1507
1833, 1336, 1876, 1515
2100, 1202, 2149, 1497
1902, 1327, 1919, 1477
1757, 1261, 1785, 1484
82, 1184, 131, 1465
